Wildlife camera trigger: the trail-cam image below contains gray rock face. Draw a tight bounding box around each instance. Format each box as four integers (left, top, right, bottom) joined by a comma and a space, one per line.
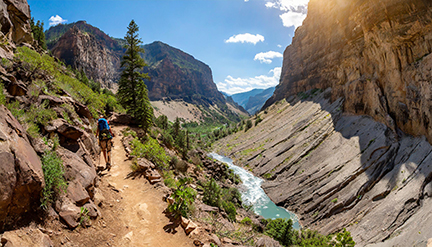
0, 0, 32, 45
51, 27, 120, 90
0, 105, 44, 230
265, 0, 432, 144
214, 89, 432, 246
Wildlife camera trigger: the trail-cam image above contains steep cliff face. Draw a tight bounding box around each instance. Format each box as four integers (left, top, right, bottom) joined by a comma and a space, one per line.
0, 0, 33, 58
215, 89, 432, 246
266, 0, 432, 142
51, 26, 120, 90
142, 41, 226, 105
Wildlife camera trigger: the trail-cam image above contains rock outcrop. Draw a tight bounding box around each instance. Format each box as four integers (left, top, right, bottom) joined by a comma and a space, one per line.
0, 0, 33, 58
51, 25, 121, 90
142, 41, 226, 105
0, 105, 44, 230
215, 89, 432, 246
265, 0, 432, 143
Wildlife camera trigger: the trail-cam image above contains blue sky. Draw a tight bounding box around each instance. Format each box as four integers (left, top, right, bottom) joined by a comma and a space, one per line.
28, 0, 308, 95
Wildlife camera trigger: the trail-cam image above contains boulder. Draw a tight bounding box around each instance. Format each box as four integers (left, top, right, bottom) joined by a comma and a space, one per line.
209, 233, 221, 247
7, 80, 27, 96
255, 235, 283, 247
56, 197, 80, 229
73, 101, 93, 120
198, 204, 219, 213
136, 158, 155, 171
0, 0, 33, 45
146, 169, 161, 180
108, 113, 136, 125
184, 221, 198, 235
38, 95, 64, 107
1, 228, 53, 247
66, 180, 90, 206
83, 201, 100, 219
93, 188, 105, 207
0, 105, 44, 229
45, 118, 84, 140
57, 147, 97, 191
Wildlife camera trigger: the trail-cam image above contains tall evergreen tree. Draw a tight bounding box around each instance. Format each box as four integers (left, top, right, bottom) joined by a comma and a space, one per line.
117, 20, 153, 133
30, 18, 47, 50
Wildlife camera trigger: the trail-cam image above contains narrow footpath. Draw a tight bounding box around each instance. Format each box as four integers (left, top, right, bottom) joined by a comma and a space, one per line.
104, 126, 193, 247
50, 126, 193, 246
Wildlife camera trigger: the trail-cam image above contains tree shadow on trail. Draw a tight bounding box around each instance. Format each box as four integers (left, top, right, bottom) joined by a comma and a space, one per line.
125, 171, 145, 180
162, 211, 182, 235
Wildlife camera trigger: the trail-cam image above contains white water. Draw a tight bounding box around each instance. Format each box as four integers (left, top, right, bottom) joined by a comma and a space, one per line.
209, 152, 300, 229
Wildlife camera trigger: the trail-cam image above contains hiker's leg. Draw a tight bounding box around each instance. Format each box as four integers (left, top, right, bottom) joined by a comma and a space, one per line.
106, 139, 112, 164
100, 140, 108, 163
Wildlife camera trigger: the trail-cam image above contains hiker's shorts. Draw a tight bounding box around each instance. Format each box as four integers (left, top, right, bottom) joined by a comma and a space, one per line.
99, 139, 112, 152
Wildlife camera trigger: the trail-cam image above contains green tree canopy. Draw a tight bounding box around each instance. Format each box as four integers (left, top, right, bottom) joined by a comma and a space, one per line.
117, 20, 153, 133
30, 18, 47, 50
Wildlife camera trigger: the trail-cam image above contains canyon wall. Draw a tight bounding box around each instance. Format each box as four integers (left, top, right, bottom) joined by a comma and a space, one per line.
51, 27, 121, 90
265, 0, 432, 142
215, 89, 432, 246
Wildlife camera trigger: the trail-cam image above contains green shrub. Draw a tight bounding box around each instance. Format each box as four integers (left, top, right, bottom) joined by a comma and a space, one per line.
171, 156, 188, 173
240, 217, 252, 225
245, 120, 253, 131
14, 46, 121, 118
162, 170, 179, 189
79, 207, 90, 227
333, 228, 355, 247
130, 137, 171, 169
122, 128, 137, 138
40, 150, 67, 209
221, 187, 242, 207
264, 218, 296, 246
203, 178, 221, 207
255, 116, 263, 126
7, 100, 57, 138
295, 229, 331, 247
167, 178, 197, 218
0, 83, 6, 105
222, 201, 237, 222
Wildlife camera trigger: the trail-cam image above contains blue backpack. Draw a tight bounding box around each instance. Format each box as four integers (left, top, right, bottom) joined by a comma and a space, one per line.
98, 118, 112, 140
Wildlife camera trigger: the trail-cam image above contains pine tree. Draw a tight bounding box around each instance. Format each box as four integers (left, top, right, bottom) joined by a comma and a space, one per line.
117, 20, 153, 133
30, 18, 47, 50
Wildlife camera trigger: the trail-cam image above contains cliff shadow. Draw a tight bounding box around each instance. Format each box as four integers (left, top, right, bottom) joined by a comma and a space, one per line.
252, 87, 432, 239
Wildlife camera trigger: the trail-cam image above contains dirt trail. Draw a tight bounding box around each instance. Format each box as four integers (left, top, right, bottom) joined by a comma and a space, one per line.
103, 125, 193, 247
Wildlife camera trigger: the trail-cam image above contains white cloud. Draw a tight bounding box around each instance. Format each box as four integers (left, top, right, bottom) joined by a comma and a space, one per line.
280, 11, 307, 28
265, 2, 276, 8
265, 0, 308, 28
277, 44, 282, 48
254, 51, 283, 64
49, 15, 67, 26
217, 67, 281, 94
225, 33, 264, 45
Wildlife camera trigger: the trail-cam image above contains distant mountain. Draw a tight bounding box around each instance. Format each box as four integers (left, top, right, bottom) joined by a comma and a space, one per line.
45, 21, 248, 122
245, 87, 275, 114
46, 21, 123, 51
231, 89, 265, 109
50, 25, 121, 89
141, 41, 225, 106
230, 87, 275, 114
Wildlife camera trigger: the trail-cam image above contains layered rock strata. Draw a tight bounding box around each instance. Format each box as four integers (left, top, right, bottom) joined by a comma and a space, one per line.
215, 89, 432, 246
265, 0, 432, 143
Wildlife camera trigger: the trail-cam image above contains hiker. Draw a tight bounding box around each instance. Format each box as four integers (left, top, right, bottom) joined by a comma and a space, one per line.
96, 115, 115, 171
